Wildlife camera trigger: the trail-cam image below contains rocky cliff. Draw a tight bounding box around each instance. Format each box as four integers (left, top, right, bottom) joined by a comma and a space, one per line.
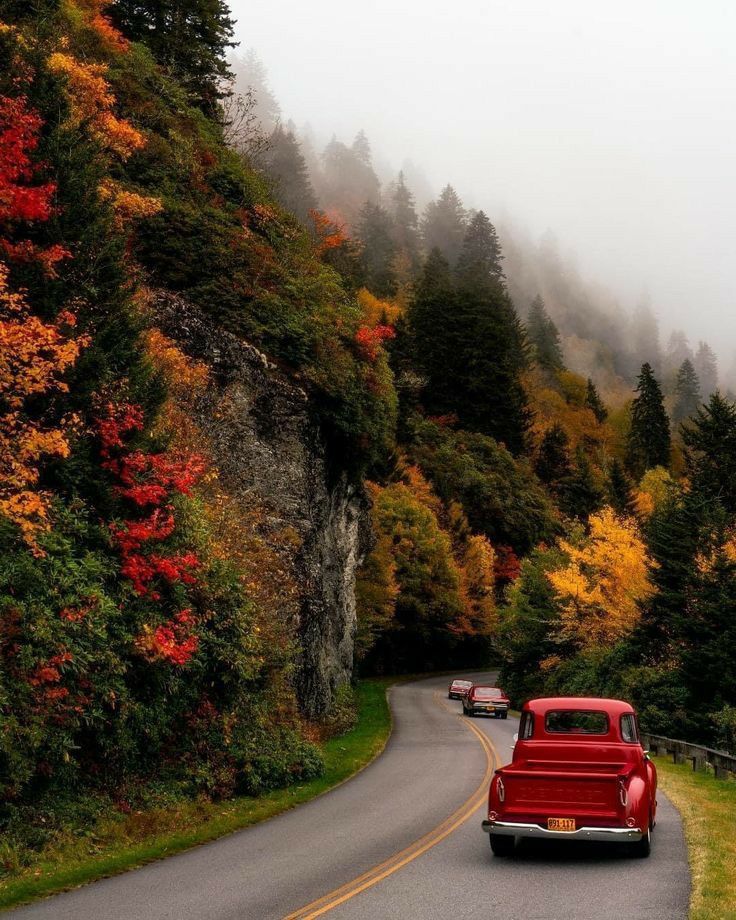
151, 291, 369, 716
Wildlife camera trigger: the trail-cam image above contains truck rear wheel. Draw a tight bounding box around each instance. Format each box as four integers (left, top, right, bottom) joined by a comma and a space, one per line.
489, 834, 515, 857
631, 827, 651, 858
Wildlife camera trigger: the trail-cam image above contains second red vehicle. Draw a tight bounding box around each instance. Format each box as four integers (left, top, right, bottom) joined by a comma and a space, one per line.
462, 685, 510, 719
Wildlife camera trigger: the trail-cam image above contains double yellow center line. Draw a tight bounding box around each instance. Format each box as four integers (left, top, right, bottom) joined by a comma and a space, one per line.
283, 691, 499, 919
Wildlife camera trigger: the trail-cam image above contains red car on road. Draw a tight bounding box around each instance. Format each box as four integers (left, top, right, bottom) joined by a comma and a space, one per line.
483, 697, 657, 858
448, 679, 473, 700
462, 685, 510, 719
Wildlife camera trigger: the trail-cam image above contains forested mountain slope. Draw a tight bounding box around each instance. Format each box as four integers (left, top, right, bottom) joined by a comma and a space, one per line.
3, 0, 736, 870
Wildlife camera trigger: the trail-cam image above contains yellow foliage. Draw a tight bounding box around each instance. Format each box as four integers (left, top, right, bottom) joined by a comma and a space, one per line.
357, 288, 401, 326
47, 52, 144, 158
525, 366, 613, 455
98, 179, 162, 229
633, 466, 674, 519
547, 506, 655, 647
143, 329, 209, 398
456, 533, 496, 637
0, 262, 88, 547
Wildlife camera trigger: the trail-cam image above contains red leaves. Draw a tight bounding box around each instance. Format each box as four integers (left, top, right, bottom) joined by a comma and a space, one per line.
494, 545, 521, 585
0, 94, 71, 274
96, 403, 204, 659
29, 651, 73, 686
137, 610, 199, 665
98, 401, 206, 507
0, 95, 54, 222
309, 209, 348, 255
354, 324, 395, 362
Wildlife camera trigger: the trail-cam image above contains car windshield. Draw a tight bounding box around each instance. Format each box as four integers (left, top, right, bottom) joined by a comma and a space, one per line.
545, 710, 608, 734
474, 688, 502, 699
452, 680, 472, 688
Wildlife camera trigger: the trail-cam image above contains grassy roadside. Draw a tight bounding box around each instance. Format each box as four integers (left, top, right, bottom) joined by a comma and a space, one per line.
0, 678, 394, 913
653, 756, 736, 920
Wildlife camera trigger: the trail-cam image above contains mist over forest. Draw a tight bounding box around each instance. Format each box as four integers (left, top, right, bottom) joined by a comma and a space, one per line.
229, 0, 736, 393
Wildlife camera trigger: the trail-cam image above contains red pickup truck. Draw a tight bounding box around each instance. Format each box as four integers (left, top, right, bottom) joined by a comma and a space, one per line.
483, 697, 657, 858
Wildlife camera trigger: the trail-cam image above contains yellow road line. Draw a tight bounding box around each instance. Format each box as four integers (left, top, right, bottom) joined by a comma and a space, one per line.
283, 690, 500, 920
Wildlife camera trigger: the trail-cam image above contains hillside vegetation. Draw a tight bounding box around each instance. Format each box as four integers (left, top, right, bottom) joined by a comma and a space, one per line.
2, 0, 736, 884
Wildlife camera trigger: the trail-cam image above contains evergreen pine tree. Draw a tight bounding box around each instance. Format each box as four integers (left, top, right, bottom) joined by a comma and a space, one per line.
320, 135, 380, 227
357, 202, 396, 298
681, 548, 736, 713
672, 359, 701, 425
682, 392, 736, 514
451, 213, 529, 452
262, 125, 318, 222
112, 0, 236, 114
390, 171, 421, 277
526, 295, 564, 372
352, 129, 372, 165
694, 341, 718, 398
585, 378, 608, 422
535, 424, 572, 491
625, 363, 671, 476
407, 248, 458, 414
420, 184, 467, 266
559, 448, 605, 520
230, 48, 280, 131
607, 458, 636, 515
633, 491, 705, 653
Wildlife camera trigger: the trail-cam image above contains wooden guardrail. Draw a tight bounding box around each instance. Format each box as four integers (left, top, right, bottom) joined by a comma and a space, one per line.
641, 732, 736, 779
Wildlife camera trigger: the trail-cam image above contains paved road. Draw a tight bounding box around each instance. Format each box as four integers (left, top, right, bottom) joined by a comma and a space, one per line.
14, 673, 690, 920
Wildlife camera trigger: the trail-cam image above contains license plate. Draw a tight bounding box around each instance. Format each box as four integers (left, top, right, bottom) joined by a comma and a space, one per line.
548, 818, 576, 832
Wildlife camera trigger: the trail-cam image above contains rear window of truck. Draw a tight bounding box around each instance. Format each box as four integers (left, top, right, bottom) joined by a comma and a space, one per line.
545, 710, 608, 735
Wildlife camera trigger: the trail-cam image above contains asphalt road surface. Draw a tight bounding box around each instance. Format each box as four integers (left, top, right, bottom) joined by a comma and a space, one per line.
13, 673, 690, 920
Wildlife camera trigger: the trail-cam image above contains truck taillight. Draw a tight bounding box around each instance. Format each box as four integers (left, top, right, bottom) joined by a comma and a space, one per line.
488, 810, 498, 821
626, 817, 636, 827
497, 777, 505, 803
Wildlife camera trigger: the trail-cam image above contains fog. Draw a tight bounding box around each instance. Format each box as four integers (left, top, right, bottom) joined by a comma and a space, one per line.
229, 0, 736, 365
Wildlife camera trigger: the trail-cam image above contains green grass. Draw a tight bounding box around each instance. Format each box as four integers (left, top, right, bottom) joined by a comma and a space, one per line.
653, 755, 736, 920
0, 678, 394, 913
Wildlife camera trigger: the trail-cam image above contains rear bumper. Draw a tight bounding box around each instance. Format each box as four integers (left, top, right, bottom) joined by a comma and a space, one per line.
482, 820, 643, 842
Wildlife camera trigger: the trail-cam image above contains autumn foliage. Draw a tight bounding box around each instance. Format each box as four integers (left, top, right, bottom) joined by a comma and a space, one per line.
547, 507, 655, 647
0, 94, 70, 272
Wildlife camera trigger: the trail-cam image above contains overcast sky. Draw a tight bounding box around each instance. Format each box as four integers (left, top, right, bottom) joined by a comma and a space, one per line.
230, 0, 736, 361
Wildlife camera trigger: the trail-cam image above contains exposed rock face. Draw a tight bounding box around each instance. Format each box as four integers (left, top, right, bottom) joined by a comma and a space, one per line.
152, 291, 369, 715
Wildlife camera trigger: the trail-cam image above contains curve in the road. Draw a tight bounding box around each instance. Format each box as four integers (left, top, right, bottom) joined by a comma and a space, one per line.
12, 673, 690, 920
285, 692, 499, 919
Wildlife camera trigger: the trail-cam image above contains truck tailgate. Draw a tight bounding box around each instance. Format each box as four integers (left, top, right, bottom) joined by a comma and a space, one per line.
501, 768, 622, 817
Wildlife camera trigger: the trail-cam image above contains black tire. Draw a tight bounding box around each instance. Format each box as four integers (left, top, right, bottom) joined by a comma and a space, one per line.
464, 708, 473, 717
631, 827, 651, 858
501, 712, 508, 720
489, 834, 515, 857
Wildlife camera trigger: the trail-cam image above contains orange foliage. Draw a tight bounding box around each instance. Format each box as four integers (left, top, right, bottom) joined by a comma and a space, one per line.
68, 0, 130, 52
309, 209, 348, 255
0, 262, 88, 545
47, 52, 144, 159
357, 288, 401, 327
98, 179, 162, 230
143, 328, 209, 396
